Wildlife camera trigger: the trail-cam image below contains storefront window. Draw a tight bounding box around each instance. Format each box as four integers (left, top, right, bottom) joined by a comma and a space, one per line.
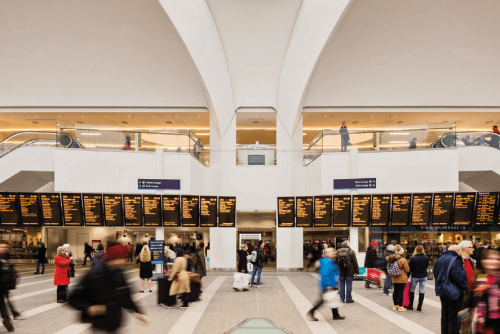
236, 110, 276, 165
0, 227, 42, 259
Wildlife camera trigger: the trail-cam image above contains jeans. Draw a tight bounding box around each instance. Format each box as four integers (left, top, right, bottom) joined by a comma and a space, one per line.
440, 294, 463, 334
36, 261, 45, 274
339, 275, 353, 302
393, 283, 406, 307
410, 277, 427, 294
310, 289, 341, 318
251, 266, 263, 286
383, 272, 393, 294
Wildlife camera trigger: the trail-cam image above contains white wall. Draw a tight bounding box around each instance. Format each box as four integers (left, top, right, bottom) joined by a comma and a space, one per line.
209, 227, 236, 270
0, 147, 55, 184
458, 146, 500, 174
235, 166, 276, 210
276, 227, 303, 270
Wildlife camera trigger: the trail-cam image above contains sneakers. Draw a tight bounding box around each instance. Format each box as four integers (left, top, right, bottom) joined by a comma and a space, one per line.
13, 312, 24, 320
346, 300, 354, 303
306, 312, 318, 321
233, 287, 240, 292
3, 319, 14, 332
382, 293, 389, 296
392, 305, 399, 311
180, 304, 189, 309
398, 307, 408, 312
333, 316, 346, 320
160, 303, 174, 309
33, 272, 39, 275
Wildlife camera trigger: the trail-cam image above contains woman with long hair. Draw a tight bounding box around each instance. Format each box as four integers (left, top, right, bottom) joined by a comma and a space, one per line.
139, 245, 153, 292
387, 245, 410, 311
408, 245, 429, 311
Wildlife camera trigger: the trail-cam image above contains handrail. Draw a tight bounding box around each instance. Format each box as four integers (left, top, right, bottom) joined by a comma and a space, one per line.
0, 131, 58, 145
0, 138, 57, 158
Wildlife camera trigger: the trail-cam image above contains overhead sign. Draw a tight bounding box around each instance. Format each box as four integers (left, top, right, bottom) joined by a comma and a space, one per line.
138, 179, 180, 190
149, 240, 164, 264
334, 178, 376, 190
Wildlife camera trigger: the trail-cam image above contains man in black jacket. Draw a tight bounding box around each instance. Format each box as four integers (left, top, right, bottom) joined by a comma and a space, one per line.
82, 242, 94, 266
364, 242, 378, 289
69, 243, 148, 332
34, 242, 47, 275
250, 240, 266, 288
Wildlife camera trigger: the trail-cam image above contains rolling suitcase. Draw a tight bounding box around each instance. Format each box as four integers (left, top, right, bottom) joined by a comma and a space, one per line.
188, 281, 201, 302
157, 276, 173, 305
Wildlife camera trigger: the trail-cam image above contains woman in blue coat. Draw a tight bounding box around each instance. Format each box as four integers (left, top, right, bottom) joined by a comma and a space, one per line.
306, 248, 345, 321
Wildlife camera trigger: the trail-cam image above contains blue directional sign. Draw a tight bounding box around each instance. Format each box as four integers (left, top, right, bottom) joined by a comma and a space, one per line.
149, 240, 164, 264
334, 178, 376, 190
138, 179, 180, 190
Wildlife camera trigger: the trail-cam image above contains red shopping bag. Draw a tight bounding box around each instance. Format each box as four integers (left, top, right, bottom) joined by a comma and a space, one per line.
365, 268, 382, 285
402, 281, 411, 307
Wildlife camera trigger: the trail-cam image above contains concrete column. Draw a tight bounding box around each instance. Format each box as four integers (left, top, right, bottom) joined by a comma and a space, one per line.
276, 227, 304, 270
349, 227, 359, 253
155, 148, 164, 274
209, 227, 236, 270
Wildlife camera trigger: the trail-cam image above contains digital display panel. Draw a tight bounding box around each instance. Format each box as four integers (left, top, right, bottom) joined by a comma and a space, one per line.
432, 193, 454, 226
391, 194, 411, 226
19, 193, 41, 226
219, 197, 236, 227
182, 196, 199, 227
278, 197, 295, 227
352, 195, 370, 227
124, 195, 143, 226
314, 196, 332, 227
0, 193, 19, 226
475, 192, 498, 226
371, 195, 391, 226
453, 193, 475, 226
296, 197, 313, 227
83, 194, 104, 226
163, 195, 181, 227
200, 196, 217, 227
103, 195, 123, 226
333, 196, 351, 227
40, 194, 63, 226
144, 195, 162, 227
411, 194, 432, 226
62, 194, 84, 226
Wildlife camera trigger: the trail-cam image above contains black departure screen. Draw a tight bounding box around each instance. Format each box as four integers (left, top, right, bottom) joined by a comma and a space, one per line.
144, 195, 162, 227
333, 196, 351, 227
62, 194, 84, 226
453, 193, 475, 226
124, 195, 143, 226
432, 193, 454, 226
352, 195, 370, 227
163, 195, 181, 227
475, 192, 498, 226
0, 193, 18, 226
314, 196, 332, 227
182, 196, 199, 227
278, 197, 295, 227
411, 194, 432, 226
219, 197, 236, 227
200, 196, 217, 227
19, 193, 41, 226
371, 195, 391, 226
40, 194, 63, 226
391, 194, 411, 226
103, 195, 123, 226
296, 197, 313, 227
83, 194, 104, 226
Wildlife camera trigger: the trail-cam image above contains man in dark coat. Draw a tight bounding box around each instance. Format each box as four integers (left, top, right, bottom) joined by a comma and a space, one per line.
337, 240, 359, 303
69, 243, 148, 332
364, 242, 378, 289
34, 242, 47, 274
83, 242, 94, 266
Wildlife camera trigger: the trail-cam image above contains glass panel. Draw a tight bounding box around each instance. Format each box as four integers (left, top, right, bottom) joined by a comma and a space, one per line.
236, 112, 276, 165
0, 132, 57, 157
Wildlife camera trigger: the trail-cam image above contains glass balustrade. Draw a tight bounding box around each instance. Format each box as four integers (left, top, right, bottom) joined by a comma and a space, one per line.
441, 131, 500, 149
0, 132, 58, 158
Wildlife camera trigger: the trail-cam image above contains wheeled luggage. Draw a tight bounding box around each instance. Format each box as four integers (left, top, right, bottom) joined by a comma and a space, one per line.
188, 281, 201, 302
157, 276, 173, 305
233, 272, 250, 291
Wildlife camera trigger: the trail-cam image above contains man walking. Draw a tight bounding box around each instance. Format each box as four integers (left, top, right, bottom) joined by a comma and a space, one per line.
434, 244, 467, 334
82, 242, 94, 266
250, 240, 266, 288
34, 242, 47, 275
337, 240, 358, 303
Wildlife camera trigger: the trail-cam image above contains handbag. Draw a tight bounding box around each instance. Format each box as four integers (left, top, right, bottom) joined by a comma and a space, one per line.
247, 262, 253, 272
402, 281, 411, 307
171, 274, 178, 281
365, 268, 382, 285
322, 290, 343, 308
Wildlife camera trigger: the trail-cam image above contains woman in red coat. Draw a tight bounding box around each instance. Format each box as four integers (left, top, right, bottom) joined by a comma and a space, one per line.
54, 246, 72, 303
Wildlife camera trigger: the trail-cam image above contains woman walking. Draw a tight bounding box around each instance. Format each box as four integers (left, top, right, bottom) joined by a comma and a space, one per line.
166, 249, 190, 308
408, 245, 429, 311
387, 244, 410, 311
139, 245, 153, 292
237, 244, 249, 274
54, 246, 72, 303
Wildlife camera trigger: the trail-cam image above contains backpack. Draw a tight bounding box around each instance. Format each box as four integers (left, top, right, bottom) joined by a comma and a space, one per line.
387, 260, 402, 277
192, 252, 199, 269
337, 250, 351, 270
249, 250, 257, 263
0, 260, 17, 290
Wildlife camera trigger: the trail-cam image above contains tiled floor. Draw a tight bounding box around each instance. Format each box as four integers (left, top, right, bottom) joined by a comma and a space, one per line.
5, 263, 441, 334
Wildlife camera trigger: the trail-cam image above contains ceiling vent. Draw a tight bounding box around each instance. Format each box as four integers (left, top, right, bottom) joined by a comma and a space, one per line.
166, 121, 172, 125
121, 121, 128, 125
32, 121, 39, 124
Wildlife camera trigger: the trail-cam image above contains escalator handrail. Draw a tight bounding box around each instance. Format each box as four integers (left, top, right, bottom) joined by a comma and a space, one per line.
0, 138, 58, 158
0, 131, 58, 145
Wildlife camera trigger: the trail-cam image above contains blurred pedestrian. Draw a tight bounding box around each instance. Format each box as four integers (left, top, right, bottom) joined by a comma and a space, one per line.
408, 245, 429, 311
0, 241, 20, 332
165, 249, 190, 309
192, 242, 206, 280
34, 242, 46, 275
91, 244, 105, 270
139, 245, 153, 293
387, 245, 410, 311
54, 246, 72, 303
364, 241, 378, 289
340, 121, 350, 152
83, 242, 94, 266
127, 242, 133, 262
238, 244, 249, 274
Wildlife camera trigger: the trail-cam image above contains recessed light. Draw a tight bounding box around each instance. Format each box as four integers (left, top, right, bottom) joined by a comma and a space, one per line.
105, 116, 107, 118
11, 116, 14, 118
324, 116, 327, 118
198, 116, 201, 118
152, 116, 154, 118
35, 116, 37, 117
371, 116, 373, 117
394, 116, 397, 118
128, 116, 131, 118
82, 116, 84, 118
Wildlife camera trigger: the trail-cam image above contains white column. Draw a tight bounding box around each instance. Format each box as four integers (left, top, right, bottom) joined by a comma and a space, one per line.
349, 147, 359, 254
209, 227, 236, 270
349, 227, 359, 253
276, 227, 304, 270
155, 148, 164, 274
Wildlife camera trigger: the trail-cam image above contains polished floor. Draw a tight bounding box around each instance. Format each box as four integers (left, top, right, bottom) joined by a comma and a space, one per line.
4, 262, 440, 334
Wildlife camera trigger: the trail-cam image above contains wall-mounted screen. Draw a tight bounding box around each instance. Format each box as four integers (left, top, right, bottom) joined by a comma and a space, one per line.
333, 196, 351, 227
278, 197, 295, 227
163, 195, 181, 227
314, 196, 332, 227
391, 194, 411, 226
83, 194, 104, 226
200, 196, 217, 227
411, 194, 432, 226
0, 193, 19, 226
144, 195, 162, 227
352, 195, 370, 227
296, 197, 313, 227
371, 195, 391, 227
219, 197, 236, 227
103, 195, 123, 226
182, 196, 199, 227
453, 193, 475, 226
432, 193, 454, 226
124, 195, 143, 226
40, 194, 63, 226
62, 194, 84, 226
19, 193, 41, 226
475, 192, 498, 226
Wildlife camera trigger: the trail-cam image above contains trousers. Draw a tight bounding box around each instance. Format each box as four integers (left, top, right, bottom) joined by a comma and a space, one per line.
310, 289, 341, 318
440, 295, 464, 334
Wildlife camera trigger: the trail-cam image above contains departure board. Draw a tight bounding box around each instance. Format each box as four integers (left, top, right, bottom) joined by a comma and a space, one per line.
62, 194, 84, 226
219, 197, 236, 227
182, 196, 199, 227
352, 195, 370, 227
453, 193, 475, 226
163, 195, 181, 227
411, 194, 432, 226
40, 194, 63, 226
200, 196, 217, 227
432, 193, 454, 226
314, 196, 332, 227
103, 195, 123, 226
371, 195, 391, 226
278, 197, 295, 227
333, 196, 351, 227
391, 194, 411, 226
296, 197, 313, 227
19, 193, 41, 226
475, 192, 498, 226
83, 194, 104, 226
144, 195, 162, 226
0, 193, 19, 226
124, 195, 143, 226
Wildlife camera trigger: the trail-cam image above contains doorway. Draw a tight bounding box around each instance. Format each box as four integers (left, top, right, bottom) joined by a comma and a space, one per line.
76, 233, 89, 260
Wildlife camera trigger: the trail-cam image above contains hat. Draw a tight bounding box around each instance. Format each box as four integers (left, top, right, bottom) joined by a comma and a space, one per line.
394, 245, 404, 255
62, 244, 70, 249
370, 242, 377, 247
386, 244, 395, 252
105, 244, 128, 260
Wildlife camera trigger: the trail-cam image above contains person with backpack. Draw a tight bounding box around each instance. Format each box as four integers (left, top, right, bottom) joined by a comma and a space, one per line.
381, 244, 395, 296
337, 240, 359, 303
386, 245, 410, 312
91, 244, 105, 270
364, 241, 379, 289
250, 240, 266, 288
192, 242, 207, 280
34, 242, 47, 275
0, 241, 20, 332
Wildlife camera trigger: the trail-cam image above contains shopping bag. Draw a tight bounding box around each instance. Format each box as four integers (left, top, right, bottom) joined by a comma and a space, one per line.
365, 268, 382, 285
322, 290, 343, 309
379, 272, 386, 288
233, 273, 250, 291
247, 263, 253, 272
402, 281, 411, 307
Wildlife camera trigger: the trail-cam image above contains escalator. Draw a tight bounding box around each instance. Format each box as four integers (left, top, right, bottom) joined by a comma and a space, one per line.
0, 131, 74, 158
440, 131, 500, 149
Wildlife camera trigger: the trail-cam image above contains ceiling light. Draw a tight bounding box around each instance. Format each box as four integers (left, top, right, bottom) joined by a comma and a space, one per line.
58, 116, 61, 117
195, 133, 210, 135
324, 116, 327, 118
394, 116, 397, 118
390, 132, 410, 135
389, 141, 409, 144
80, 132, 102, 136
35, 116, 37, 117
371, 116, 373, 117
198, 116, 201, 118
303, 133, 307, 136
81, 116, 84, 118
105, 116, 107, 118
